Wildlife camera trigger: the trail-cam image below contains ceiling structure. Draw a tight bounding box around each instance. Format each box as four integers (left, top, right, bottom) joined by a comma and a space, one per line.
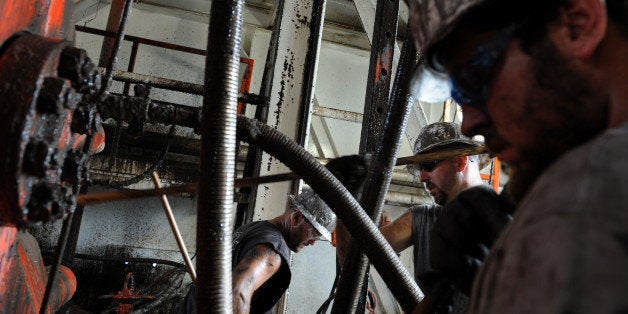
131, 0, 410, 51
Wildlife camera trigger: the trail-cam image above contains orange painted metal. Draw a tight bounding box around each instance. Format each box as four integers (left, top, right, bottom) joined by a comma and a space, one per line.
99, 272, 155, 314
480, 158, 501, 192
491, 157, 501, 192
0, 231, 76, 313
42, 0, 68, 39
238, 58, 255, 114
0, 226, 18, 302
0, 0, 70, 45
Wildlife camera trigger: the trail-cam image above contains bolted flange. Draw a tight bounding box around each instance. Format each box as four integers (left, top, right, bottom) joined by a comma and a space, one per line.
0, 33, 101, 225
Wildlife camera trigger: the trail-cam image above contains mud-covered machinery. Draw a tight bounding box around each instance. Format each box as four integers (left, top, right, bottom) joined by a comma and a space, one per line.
0, 1, 103, 312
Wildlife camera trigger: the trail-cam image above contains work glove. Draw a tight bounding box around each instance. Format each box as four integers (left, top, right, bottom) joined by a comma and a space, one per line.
325, 154, 370, 197
429, 185, 515, 295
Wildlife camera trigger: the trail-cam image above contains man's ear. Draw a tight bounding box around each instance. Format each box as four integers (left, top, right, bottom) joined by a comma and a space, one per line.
456, 156, 469, 172
290, 210, 303, 225
555, 0, 607, 58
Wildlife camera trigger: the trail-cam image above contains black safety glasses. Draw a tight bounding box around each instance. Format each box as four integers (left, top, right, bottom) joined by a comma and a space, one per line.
417, 160, 442, 172
449, 23, 523, 108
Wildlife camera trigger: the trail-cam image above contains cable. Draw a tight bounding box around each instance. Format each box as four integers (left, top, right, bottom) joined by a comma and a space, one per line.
93, 123, 176, 189
73, 253, 186, 270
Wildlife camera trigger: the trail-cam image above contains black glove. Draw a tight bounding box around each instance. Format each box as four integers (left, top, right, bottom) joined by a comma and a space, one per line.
325, 154, 370, 196
429, 185, 514, 295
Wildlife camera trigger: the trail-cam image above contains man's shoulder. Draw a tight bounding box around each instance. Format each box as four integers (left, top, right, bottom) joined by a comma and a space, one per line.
235, 220, 278, 235
410, 203, 442, 218
234, 221, 290, 261
520, 123, 628, 218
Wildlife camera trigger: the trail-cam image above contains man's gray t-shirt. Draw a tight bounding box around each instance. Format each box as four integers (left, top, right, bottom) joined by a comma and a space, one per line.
412, 204, 469, 313
470, 122, 628, 313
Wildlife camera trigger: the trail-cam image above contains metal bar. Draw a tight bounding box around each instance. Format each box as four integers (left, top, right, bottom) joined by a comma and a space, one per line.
295, 0, 326, 149
99, 0, 133, 95
238, 59, 254, 114
97, 67, 204, 95
335, 19, 409, 313
313, 105, 363, 123
98, 0, 126, 67
151, 172, 197, 283
77, 25, 206, 56
443, 99, 453, 122
123, 41, 139, 95
61, 185, 88, 266
358, 0, 399, 156
310, 124, 327, 158
491, 158, 501, 192
77, 184, 198, 206
76, 25, 255, 64
39, 212, 74, 314
78, 172, 296, 206
77, 182, 426, 208
319, 116, 340, 158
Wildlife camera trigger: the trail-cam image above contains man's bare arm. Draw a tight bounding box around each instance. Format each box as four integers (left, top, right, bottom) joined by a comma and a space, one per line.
380, 211, 413, 253
232, 243, 282, 314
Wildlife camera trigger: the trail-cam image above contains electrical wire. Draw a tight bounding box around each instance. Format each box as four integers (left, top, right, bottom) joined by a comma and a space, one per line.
73, 253, 187, 270
93, 123, 176, 189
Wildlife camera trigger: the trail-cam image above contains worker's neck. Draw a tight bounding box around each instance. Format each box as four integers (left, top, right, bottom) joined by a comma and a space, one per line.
600, 24, 628, 128
268, 214, 291, 236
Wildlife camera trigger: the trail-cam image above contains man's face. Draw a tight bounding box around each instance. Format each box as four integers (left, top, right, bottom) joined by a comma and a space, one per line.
288, 213, 322, 252
418, 158, 459, 205
439, 25, 608, 200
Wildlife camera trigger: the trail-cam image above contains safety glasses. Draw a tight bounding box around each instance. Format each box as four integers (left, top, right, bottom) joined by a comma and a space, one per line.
417, 160, 442, 172
449, 23, 522, 108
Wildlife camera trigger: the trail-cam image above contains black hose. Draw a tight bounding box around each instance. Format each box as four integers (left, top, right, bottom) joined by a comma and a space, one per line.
236, 115, 422, 311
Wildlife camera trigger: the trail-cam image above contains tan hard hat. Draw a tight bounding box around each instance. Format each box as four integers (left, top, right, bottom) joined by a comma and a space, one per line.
407, 122, 490, 175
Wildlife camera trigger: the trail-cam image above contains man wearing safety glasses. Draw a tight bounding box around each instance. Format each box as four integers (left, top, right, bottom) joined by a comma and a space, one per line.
408, 0, 628, 312
376, 122, 492, 313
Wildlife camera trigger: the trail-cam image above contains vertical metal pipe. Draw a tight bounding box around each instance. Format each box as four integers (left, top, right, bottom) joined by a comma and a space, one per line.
61, 185, 88, 266
98, 0, 126, 67
295, 0, 326, 147
333, 32, 422, 313
234, 0, 285, 228
99, 0, 133, 96
358, 0, 399, 155
338, 0, 399, 309
39, 212, 74, 314
196, 0, 244, 311
123, 41, 139, 95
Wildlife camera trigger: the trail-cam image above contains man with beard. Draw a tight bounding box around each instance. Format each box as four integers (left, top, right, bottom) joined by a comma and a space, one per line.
408, 0, 628, 312
336, 122, 499, 313
177, 189, 336, 314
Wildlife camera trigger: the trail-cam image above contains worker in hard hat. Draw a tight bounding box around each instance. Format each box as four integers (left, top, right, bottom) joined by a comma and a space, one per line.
176, 188, 336, 314
407, 0, 628, 312
336, 122, 511, 313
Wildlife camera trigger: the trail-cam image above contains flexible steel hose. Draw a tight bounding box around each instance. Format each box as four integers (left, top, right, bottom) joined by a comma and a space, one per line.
236, 115, 422, 311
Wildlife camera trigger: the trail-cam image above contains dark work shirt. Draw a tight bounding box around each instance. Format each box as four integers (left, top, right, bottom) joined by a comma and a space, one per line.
176, 221, 292, 314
